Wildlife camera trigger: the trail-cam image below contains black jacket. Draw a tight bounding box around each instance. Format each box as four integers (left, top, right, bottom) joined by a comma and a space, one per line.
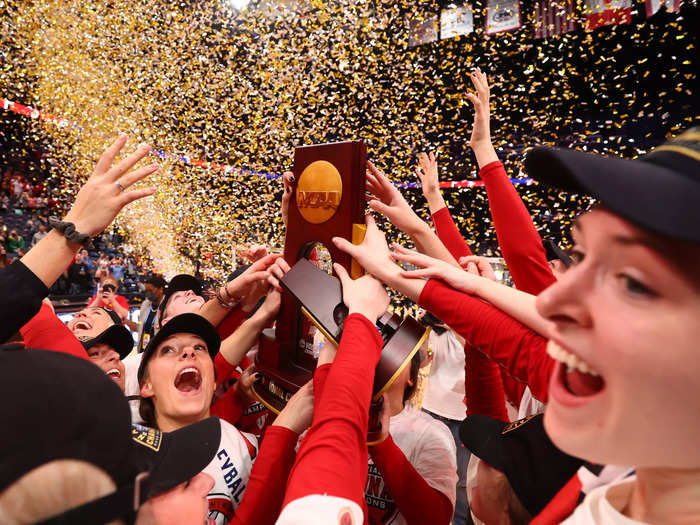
0, 261, 49, 343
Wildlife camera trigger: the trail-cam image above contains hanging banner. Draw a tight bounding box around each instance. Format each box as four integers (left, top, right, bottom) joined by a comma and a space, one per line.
486, 0, 522, 35
645, 0, 681, 16
534, 0, 577, 38
408, 15, 439, 47
584, 0, 632, 30
440, 5, 474, 39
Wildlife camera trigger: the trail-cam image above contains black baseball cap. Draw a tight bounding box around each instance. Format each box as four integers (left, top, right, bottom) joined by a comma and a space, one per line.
100, 306, 124, 326
137, 313, 220, 383
158, 274, 202, 321
459, 414, 584, 516
524, 127, 700, 244
542, 239, 573, 267
0, 348, 219, 524
81, 324, 134, 360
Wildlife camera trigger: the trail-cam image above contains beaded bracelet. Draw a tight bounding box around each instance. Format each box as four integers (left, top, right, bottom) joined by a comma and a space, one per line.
48, 216, 94, 249
215, 284, 238, 309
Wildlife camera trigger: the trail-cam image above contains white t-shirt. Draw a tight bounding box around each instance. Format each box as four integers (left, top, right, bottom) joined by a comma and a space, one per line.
205, 419, 259, 525
421, 330, 467, 421
123, 352, 144, 424
563, 476, 644, 524
364, 403, 457, 525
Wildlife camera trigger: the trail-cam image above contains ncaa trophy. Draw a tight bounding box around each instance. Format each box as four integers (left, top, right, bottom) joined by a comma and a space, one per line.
252, 141, 429, 437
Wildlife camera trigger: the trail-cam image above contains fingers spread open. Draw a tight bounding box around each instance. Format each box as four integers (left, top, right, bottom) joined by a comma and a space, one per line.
120, 187, 156, 206
106, 143, 152, 181
117, 163, 159, 189
95, 135, 128, 176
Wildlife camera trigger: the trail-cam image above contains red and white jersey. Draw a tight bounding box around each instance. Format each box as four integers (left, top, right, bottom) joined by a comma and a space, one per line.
364, 404, 457, 525
204, 418, 259, 525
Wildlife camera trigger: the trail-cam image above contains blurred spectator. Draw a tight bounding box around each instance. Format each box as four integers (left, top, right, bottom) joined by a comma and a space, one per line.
80, 248, 96, 274
67, 251, 93, 295
0, 246, 8, 269
30, 223, 48, 247
95, 253, 110, 281
136, 275, 166, 353
87, 276, 129, 321
110, 256, 126, 283
6, 230, 25, 254
0, 192, 9, 213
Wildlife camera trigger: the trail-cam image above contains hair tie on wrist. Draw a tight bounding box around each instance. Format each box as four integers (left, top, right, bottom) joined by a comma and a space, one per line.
48, 216, 94, 249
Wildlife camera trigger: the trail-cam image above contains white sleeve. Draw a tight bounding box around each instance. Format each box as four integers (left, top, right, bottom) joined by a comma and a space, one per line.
412, 418, 458, 509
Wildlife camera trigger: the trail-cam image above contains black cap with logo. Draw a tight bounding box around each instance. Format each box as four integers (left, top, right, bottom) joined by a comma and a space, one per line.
0, 348, 219, 524
459, 414, 584, 516
524, 127, 700, 244
158, 274, 202, 323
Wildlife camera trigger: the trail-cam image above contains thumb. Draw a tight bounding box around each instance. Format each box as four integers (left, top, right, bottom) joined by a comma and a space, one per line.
332, 236, 357, 257
333, 263, 350, 285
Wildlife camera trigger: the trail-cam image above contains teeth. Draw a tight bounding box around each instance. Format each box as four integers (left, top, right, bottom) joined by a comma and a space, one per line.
178, 367, 199, 377
547, 342, 599, 377
107, 368, 120, 377
74, 321, 90, 330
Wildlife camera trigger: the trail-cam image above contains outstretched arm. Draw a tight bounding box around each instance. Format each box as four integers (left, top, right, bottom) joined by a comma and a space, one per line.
467, 68, 554, 294
1, 135, 157, 343
365, 161, 459, 267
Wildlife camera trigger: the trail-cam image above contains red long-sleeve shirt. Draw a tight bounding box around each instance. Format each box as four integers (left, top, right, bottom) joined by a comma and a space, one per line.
231, 425, 298, 525
313, 364, 453, 524
479, 161, 555, 296
283, 314, 383, 508
432, 206, 517, 417
20, 303, 89, 360
419, 279, 552, 404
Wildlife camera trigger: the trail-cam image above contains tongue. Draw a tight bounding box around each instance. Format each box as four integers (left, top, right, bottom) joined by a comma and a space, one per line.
176, 373, 200, 392
566, 369, 604, 397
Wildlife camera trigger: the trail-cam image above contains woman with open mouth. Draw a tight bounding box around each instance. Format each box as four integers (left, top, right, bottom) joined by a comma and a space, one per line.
334, 127, 700, 524
137, 312, 314, 525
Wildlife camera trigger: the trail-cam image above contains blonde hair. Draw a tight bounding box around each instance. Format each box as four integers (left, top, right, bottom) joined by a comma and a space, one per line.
0, 459, 125, 525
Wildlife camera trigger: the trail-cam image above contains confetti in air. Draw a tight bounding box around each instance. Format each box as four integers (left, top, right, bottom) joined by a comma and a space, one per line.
0, 0, 697, 296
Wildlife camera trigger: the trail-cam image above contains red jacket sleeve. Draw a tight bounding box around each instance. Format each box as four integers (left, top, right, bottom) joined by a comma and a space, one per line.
431, 207, 473, 260
211, 384, 248, 426
369, 435, 453, 525
465, 346, 509, 421
216, 307, 248, 339
214, 352, 238, 384
20, 303, 89, 360
283, 314, 383, 507
480, 161, 555, 295
431, 206, 517, 414
231, 426, 298, 525
419, 279, 552, 403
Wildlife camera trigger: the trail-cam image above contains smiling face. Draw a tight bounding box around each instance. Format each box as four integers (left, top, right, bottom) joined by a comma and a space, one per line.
67, 307, 115, 339
140, 333, 216, 431
87, 343, 125, 392
161, 291, 206, 327
536, 208, 700, 469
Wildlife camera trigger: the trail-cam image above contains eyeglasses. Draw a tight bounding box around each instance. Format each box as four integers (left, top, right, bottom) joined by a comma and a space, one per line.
103, 284, 117, 293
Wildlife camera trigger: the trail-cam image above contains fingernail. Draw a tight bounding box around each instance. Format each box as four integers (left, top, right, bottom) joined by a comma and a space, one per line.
139, 142, 150, 150
150, 163, 159, 170
289, 175, 295, 182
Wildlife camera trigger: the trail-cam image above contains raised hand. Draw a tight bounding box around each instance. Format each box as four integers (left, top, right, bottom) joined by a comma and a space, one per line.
458, 255, 498, 282
240, 245, 269, 263
332, 214, 399, 284
415, 151, 446, 214
366, 161, 424, 236
281, 171, 294, 229
63, 135, 158, 237
333, 263, 389, 324
272, 380, 315, 435
466, 68, 498, 167
391, 243, 484, 295
415, 152, 439, 197
250, 289, 281, 325
223, 253, 281, 307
